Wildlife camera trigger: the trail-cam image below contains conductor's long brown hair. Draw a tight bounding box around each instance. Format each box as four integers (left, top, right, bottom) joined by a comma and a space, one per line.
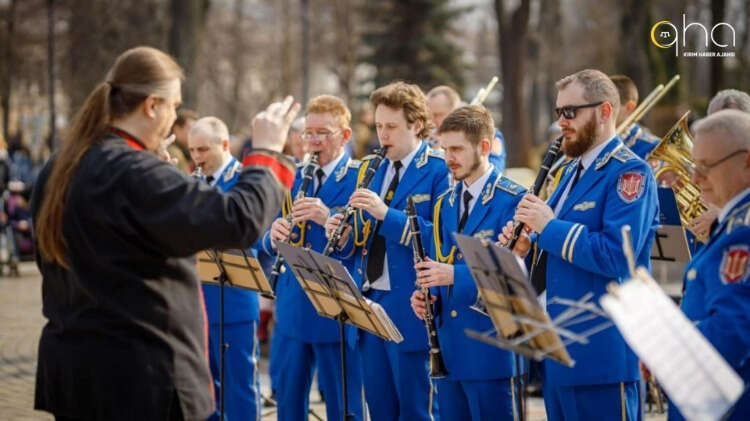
36, 46, 183, 268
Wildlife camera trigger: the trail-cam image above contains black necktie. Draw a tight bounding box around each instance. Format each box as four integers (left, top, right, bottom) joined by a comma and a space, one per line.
531, 161, 584, 294
366, 161, 402, 284
570, 161, 584, 189
458, 190, 472, 233
314, 168, 325, 196
206, 175, 215, 184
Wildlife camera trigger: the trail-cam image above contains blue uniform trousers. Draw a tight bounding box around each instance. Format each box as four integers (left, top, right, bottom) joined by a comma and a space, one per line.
269, 327, 283, 394
275, 333, 363, 421
543, 378, 640, 421
436, 377, 517, 420
360, 330, 438, 421
207, 321, 260, 421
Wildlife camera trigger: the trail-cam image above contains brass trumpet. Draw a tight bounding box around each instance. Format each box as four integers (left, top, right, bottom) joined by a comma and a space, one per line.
470, 76, 499, 106
616, 75, 681, 137
647, 111, 708, 241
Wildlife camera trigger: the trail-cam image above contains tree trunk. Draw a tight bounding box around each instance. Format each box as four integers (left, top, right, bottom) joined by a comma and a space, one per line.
494, 0, 532, 167
47, 0, 56, 150
710, 0, 726, 93
168, 0, 209, 109
617, 0, 652, 94
1, 0, 17, 143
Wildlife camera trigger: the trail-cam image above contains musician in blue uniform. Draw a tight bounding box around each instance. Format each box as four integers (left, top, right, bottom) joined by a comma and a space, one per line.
328, 82, 450, 420
410, 105, 525, 420
665, 109, 750, 420
610, 75, 660, 160
427, 85, 506, 172
260, 95, 364, 421
503, 69, 659, 420
187, 116, 262, 421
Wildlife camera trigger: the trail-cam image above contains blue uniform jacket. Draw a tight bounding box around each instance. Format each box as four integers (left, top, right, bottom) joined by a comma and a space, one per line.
622, 123, 660, 160
422, 167, 525, 380
203, 157, 261, 324
679, 191, 750, 418
261, 154, 362, 344
343, 142, 450, 351
538, 138, 659, 386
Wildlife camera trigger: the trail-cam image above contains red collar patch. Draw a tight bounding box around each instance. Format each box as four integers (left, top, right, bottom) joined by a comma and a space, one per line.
110, 128, 145, 151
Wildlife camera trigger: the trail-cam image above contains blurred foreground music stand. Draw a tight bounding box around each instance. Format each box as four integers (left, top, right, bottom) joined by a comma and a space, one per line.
601, 268, 744, 421
455, 234, 613, 420
277, 242, 402, 421
197, 249, 274, 421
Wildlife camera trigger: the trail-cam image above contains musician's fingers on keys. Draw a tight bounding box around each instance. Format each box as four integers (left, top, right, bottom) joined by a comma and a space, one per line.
410, 290, 427, 319
348, 188, 388, 220
291, 197, 329, 225
415, 259, 454, 287
270, 218, 291, 245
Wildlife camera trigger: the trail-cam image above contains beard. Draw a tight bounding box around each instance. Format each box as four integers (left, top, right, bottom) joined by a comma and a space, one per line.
453, 148, 482, 181
562, 115, 597, 158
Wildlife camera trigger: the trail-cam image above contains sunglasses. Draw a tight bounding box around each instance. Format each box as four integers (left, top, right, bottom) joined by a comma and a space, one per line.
555, 101, 603, 120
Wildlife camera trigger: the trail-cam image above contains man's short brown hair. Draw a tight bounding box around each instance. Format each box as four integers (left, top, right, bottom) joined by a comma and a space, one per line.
174, 108, 199, 128
556, 69, 621, 112
306, 95, 352, 128
609, 74, 639, 104
370, 81, 433, 138
437, 105, 495, 147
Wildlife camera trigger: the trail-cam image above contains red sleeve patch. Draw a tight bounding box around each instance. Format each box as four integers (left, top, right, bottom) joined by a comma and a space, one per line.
720, 245, 750, 284
242, 153, 294, 189
617, 171, 645, 203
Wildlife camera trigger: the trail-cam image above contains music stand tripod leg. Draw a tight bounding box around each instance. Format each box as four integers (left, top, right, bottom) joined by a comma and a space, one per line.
337, 314, 354, 421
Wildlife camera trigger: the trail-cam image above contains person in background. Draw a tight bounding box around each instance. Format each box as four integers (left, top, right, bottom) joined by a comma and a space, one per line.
188, 116, 263, 421
169, 108, 199, 173
427, 85, 507, 171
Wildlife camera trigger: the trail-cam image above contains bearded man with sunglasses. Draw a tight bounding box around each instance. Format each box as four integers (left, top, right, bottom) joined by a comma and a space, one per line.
500, 69, 659, 420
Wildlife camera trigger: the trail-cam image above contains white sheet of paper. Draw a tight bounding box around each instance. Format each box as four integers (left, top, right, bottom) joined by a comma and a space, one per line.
600, 271, 744, 421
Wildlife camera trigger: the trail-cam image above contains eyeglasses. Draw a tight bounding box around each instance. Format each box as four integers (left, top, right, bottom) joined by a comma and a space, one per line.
692, 149, 748, 177
301, 129, 340, 141
555, 101, 603, 120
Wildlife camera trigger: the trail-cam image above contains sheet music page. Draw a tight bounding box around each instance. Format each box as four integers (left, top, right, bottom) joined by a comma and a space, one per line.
600, 271, 744, 421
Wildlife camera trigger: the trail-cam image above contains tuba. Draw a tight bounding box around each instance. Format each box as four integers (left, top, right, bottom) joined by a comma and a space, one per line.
646, 111, 708, 241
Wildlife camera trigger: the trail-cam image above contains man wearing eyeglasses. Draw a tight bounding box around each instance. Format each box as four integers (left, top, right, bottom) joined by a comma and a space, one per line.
261, 95, 365, 421
326, 81, 450, 420
662, 109, 750, 420
500, 69, 659, 420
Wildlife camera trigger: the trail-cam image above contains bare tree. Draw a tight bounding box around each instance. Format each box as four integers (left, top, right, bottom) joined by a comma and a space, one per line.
494, 0, 532, 167
168, 0, 210, 108
1, 0, 17, 143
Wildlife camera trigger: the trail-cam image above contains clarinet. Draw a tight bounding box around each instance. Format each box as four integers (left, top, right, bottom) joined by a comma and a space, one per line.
323, 147, 387, 256
192, 164, 206, 181
407, 196, 449, 378
470, 136, 564, 316
268, 153, 320, 294
507, 135, 563, 249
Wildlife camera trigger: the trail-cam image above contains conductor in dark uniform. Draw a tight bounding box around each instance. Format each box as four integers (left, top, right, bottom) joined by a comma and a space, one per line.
30, 46, 298, 421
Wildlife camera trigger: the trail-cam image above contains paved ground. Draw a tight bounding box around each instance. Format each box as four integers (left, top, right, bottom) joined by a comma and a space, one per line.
0, 262, 668, 420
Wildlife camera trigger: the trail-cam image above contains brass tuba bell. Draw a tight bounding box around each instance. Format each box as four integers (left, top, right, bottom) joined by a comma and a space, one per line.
647, 111, 708, 241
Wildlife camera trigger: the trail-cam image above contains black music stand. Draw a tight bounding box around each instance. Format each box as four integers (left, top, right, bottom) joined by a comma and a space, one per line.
454, 234, 612, 420
197, 249, 274, 421
277, 242, 403, 421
